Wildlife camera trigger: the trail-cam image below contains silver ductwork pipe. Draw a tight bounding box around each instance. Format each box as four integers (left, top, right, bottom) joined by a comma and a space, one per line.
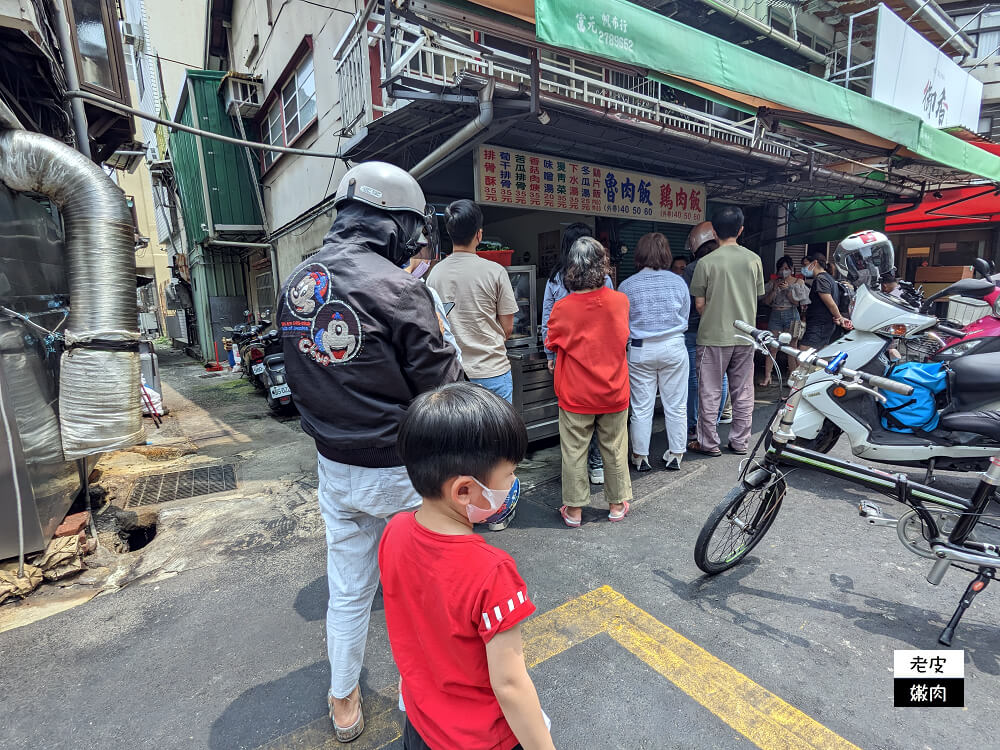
0, 129, 143, 459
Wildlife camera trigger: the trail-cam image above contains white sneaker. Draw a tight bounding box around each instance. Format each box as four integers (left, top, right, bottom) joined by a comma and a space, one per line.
588, 466, 605, 484
718, 414, 733, 425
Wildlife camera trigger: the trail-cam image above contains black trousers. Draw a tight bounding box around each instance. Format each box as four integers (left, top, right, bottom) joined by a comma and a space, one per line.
403, 718, 523, 750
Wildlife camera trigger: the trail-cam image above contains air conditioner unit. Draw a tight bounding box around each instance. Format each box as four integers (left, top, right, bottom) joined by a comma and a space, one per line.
122, 22, 144, 51
223, 74, 265, 118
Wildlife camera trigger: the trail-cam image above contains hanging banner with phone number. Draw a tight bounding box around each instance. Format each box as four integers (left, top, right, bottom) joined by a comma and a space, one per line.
474, 145, 706, 225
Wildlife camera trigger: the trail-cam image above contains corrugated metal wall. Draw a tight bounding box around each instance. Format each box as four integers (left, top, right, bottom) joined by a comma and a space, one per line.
188, 72, 263, 231
615, 220, 694, 282
171, 71, 263, 251
172, 92, 209, 250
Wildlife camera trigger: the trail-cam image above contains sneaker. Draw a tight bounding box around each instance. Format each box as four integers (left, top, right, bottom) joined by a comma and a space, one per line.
487, 509, 515, 532
589, 466, 605, 484
663, 453, 683, 471
718, 414, 733, 425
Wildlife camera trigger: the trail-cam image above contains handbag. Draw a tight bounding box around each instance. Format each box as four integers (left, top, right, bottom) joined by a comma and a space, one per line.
790, 319, 807, 340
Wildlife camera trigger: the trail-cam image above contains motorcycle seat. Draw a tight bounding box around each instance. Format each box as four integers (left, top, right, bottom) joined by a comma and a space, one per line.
263, 353, 284, 366
938, 410, 1000, 442
949, 352, 1000, 395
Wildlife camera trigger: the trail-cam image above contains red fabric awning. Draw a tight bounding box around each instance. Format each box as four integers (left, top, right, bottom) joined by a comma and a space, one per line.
887, 186, 1000, 232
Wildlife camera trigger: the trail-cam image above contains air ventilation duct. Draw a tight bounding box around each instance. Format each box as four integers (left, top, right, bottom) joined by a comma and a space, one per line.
0, 129, 142, 459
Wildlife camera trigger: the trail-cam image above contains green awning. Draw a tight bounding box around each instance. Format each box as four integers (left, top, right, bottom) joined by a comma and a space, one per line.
535, 0, 1000, 182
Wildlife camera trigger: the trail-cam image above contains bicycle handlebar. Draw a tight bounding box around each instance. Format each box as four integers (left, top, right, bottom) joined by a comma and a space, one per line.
733, 320, 914, 397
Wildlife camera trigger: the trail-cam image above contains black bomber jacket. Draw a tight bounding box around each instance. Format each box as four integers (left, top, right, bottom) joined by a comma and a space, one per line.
278, 205, 463, 467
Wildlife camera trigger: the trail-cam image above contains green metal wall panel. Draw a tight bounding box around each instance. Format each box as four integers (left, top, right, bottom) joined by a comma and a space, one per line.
188, 71, 263, 230
171, 70, 262, 252
616, 220, 694, 282
172, 92, 209, 250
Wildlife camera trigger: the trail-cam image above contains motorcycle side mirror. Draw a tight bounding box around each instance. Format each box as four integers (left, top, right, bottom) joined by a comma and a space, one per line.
922, 277, 998, 311
973, 257, 994, 278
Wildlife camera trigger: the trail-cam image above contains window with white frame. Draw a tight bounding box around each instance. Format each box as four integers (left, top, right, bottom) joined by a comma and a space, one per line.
261, 52, 317, 169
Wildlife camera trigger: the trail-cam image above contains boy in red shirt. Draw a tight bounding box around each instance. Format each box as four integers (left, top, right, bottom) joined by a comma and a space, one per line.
380, 383, 554, 750
545, 236, 633, 527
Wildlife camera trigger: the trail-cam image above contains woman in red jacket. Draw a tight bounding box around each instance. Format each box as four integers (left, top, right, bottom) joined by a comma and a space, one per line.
545, 237, 633, 526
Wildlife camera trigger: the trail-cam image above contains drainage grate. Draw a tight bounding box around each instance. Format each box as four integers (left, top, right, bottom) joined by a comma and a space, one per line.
127, 464, 238, 507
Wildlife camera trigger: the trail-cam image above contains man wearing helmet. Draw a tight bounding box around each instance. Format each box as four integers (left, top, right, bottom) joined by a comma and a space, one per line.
278, 161, 463, 742
682, 221, 730, 439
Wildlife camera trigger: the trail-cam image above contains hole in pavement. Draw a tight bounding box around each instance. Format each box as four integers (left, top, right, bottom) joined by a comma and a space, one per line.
122, 521, 157, 551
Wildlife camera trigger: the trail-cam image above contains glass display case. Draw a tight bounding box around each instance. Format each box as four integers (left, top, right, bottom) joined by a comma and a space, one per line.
506, 265, 537, 347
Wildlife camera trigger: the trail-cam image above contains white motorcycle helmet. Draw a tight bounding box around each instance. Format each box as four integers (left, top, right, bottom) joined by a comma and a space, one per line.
833, 230, 896, 290
334, 161, 437, 264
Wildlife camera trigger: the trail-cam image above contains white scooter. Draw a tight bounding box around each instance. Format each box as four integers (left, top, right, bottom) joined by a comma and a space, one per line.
788, 280, 1000, 476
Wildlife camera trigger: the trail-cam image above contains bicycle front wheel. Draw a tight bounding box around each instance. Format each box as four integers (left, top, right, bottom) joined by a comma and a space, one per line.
694, 477, 786, 575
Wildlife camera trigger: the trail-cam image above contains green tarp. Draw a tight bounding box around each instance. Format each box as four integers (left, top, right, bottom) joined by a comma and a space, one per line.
535, 0, 1000, 182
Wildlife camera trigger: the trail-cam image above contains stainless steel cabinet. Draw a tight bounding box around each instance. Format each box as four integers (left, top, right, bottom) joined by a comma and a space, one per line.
506, 265, 537, 348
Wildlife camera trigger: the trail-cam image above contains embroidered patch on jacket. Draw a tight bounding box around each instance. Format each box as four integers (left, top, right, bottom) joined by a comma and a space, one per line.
280, 262, 363, 367
286, 263, 331, 319
297, 300, 363, 366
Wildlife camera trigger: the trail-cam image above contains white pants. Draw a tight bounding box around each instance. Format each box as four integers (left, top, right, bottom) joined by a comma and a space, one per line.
628, 334, 689, 458
316, 453, 421, 698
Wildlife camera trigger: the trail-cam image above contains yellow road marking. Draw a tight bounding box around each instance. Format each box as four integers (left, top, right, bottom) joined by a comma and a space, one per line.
262, 586, 858, 750
523, 586, 860, 750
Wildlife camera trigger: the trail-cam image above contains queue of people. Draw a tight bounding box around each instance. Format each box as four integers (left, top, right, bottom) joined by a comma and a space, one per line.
279, 160, 858, 750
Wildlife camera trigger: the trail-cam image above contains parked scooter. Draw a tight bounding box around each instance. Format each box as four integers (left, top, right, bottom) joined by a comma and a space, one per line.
783, 234, 1000, 475
930, 259, 1000, 361
233, 310, 272, 390
259, 329, 295, 415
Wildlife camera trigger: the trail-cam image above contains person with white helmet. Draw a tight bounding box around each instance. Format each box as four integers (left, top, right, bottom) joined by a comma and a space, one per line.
278, 161, 463, 742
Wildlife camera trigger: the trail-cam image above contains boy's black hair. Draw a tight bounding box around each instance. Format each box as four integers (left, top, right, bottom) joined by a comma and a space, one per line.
444, 199, 483, 247
712, 206, 744, 241
398, 382, 528, 498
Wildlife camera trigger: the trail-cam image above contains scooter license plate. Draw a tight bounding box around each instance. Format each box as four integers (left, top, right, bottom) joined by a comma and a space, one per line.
270, 384, 291, 398
252, 363, 266, 375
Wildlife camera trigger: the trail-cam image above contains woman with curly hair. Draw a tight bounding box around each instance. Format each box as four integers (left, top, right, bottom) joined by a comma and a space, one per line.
545, 237, 633, 527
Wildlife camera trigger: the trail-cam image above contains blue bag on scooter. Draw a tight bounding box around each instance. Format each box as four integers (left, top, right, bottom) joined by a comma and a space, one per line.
880, 361, 947, 433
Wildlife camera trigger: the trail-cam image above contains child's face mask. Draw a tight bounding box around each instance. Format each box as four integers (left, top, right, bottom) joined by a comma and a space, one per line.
468, 477, 515, 524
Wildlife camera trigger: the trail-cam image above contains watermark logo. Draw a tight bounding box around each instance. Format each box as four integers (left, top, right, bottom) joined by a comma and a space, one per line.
893, 649, 964, 707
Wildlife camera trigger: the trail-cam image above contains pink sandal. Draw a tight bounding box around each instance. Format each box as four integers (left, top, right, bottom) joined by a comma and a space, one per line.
608, 501, 630, 522
559, 506, 581, 528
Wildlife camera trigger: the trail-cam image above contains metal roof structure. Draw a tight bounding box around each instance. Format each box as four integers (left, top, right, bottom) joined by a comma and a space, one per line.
337, 0, 995, 206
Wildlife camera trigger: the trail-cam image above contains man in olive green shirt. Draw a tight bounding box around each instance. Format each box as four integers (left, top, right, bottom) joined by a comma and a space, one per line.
688, 206, 765, 456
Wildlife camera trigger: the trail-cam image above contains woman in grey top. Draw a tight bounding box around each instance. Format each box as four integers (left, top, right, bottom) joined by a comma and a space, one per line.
618, 233, 690, 472
541, 222, 613, 485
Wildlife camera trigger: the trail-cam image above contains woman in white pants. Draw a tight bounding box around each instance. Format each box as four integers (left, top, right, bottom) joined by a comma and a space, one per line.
618, 233, 691, 472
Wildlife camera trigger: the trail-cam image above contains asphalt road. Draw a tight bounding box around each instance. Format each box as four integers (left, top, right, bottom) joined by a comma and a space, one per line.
1, 406, 998, 749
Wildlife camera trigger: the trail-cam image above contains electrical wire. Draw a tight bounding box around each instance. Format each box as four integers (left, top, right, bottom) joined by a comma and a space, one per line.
295, 0, 357, 14
65, 90, 345, 160
139, 49, 203, 70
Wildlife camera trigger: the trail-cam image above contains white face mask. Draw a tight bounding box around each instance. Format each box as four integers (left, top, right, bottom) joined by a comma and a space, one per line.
468, 477, 514, 524
780, 268, 792, 278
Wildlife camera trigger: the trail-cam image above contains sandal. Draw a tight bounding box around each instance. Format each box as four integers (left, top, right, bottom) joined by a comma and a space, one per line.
329, 688, 365, 743
608, 501, 630, 522
727, 441, 748, 455
559, 505, 582, 528
687, 439, 722, 457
